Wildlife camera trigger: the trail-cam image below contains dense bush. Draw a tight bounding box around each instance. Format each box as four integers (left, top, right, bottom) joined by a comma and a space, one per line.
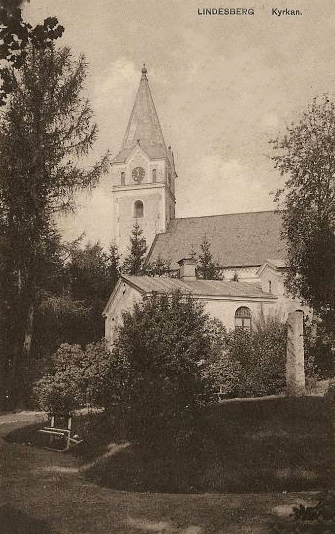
203, 313, 287, 398
201, 317, 241, 398
271, 491, 335, 533
111, 291, 215, 441
34, 340, 116, 414
304, 317, 335, 379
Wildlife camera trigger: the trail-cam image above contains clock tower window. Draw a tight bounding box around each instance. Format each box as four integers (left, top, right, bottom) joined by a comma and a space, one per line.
121, 171, 125, 185
152, 168, 157, 183
134, 200, 144, 218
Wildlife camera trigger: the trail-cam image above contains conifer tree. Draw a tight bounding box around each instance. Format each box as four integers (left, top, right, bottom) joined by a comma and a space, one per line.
0, 2, 65, 105
122, 223, 147, 275
109, 243, 121, 281
144, 256, 171, 277
0, 41, 108, 405
197, 237, 222, 280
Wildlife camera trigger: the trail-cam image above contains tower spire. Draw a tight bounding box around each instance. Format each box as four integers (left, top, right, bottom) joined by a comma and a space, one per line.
110, 65, 177, 257
112, 63, 168, 164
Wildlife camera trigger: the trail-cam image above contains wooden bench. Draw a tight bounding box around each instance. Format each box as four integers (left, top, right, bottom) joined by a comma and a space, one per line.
38, 414, 83, 452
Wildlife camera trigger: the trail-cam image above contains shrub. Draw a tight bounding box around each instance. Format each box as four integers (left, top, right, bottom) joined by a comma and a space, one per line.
244, 313, 287, 396
203, 313, 287, 398
111, 291, 215, 441
34, 340, 117, 414
271, 491, 335, 533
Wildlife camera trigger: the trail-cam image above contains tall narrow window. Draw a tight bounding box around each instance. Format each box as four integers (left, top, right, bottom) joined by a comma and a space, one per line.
268, 280, 272, 293
121, 171, 125, 185
235, 306, 251, 331
152, 169, 157, 183
134, 200, 144, 218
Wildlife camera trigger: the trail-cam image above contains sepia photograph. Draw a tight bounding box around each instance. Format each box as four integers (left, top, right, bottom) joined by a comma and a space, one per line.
0, 0, 335, 532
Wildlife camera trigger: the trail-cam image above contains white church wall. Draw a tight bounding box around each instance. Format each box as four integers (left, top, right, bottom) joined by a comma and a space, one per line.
259, 265, 285, 297
113, 185, 166, 257
221, 266, 259, 280
202, 299, 278, 331
105, 284, 142, 348
258, 265, 311, 320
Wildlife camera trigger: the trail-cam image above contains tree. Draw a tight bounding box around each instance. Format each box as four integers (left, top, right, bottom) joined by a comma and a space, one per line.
108, 243, 121, 281
143, 256, 171, 277
197, 236, 222, 280
0, 2, 64, 105
111, 291, 213, 440
271, 96, 335, 339
0, 42, 109, 405
122, 223, 147, 275
65, 242, 120, 344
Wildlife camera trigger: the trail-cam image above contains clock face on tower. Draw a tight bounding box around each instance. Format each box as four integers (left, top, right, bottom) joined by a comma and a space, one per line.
132, 166, 145, 183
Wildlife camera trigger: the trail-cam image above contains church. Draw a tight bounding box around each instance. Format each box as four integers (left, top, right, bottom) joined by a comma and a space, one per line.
104, 65, 307, 347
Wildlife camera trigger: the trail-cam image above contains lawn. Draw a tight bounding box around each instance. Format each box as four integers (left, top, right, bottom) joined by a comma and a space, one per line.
1, 412, 324, 534
8, 395, 333, 494
81, 396, 334, 493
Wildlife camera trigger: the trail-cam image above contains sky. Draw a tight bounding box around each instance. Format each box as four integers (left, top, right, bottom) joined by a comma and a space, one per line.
23, 0, 335, 246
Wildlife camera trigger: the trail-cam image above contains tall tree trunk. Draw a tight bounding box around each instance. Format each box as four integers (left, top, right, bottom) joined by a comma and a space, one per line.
21, 299, 35, 406
22, 300, 35, 363
0, 353, 5, 410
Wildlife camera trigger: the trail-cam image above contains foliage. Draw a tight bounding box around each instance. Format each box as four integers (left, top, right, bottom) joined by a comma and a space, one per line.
271, 491, 335, 533
108, 243, 121, 281
202, 350, 242, 398
64, 242, 119, 344
196, 236, 222, 279
122, 223, 147, 275
0, 39, 108, 406
203, 313, 287, 398
304, 316, 334, 379
246, 313, 287, 396
201, 317, 241, 398
111, 291, 214, 440
34, 344, 86, 413
271, 96, 335, 341
34, 340, 117, 414
143, 255, 171, 277
0, 2, 64, 104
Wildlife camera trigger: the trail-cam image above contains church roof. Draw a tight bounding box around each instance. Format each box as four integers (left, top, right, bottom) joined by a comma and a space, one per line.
147, 210, 286, 270
112, 65, 169, 164
122, 275, 276, 300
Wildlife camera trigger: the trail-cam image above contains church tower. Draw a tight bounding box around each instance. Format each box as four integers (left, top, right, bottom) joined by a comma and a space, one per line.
111, 64, 177, 257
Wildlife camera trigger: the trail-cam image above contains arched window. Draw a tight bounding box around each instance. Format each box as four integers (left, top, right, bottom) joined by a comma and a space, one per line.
134, 200, 144, 218
235, 306, 251, 331
121, 171, 125, 185
152, 169, 157, 183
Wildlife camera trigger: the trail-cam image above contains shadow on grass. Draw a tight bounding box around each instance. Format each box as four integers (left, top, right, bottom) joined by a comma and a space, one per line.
83, 396, 334, 494
0, 504, 52, 534
5, 397, 335, 494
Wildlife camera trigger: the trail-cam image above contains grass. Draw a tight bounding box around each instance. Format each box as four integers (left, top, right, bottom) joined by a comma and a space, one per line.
0, 504, 51, 534
6, 396, 334, 494
83, 396, 334, 493
2, 406, 333, 534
